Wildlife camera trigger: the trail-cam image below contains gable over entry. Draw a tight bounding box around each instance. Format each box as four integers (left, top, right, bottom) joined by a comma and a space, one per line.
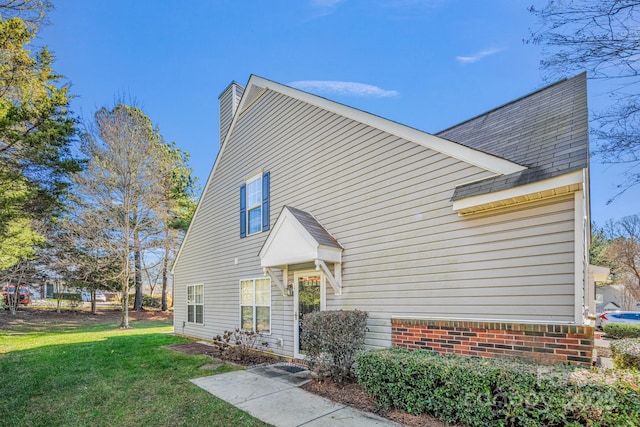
259, 206, 343, 295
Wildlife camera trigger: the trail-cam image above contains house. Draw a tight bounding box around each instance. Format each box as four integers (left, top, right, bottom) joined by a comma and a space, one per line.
597, 283, 639, 313
172, 73, 597, 365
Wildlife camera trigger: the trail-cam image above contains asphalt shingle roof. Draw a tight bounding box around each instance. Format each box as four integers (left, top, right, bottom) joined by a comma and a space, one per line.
437, 73, 589, 200
285, 206, 342, 249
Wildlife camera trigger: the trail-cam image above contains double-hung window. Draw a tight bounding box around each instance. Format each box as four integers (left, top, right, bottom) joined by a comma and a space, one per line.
187, 284, 203, 324
240, 278, 271, 333
240, 171, 270, 237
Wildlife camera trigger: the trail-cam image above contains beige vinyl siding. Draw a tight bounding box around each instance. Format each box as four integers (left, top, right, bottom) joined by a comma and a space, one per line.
174, 88, 577, 353
218, 84, 244, 146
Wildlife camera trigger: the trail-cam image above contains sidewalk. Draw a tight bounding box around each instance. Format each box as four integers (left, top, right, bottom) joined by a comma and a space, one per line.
191, 363, 402, 427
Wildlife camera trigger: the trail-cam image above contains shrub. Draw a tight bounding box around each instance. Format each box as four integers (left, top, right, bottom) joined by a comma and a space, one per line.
300, 310, 368, 383
53, 293, 82, 310
611, 338, 640, 370
212, 329, 266, 362
356, 347, 640, 427
53, 292, 82, 302
142, 295, 161, 309
604, 323, 640, 339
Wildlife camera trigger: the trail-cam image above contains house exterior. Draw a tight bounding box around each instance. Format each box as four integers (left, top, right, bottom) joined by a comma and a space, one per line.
172, 73, 597, 365
597, 283, 639, 313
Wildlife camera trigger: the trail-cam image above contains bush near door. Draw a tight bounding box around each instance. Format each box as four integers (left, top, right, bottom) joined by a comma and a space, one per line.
300, 310, 368, 383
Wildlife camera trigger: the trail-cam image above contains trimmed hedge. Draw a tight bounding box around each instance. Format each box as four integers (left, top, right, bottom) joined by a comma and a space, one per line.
604, 323, 640, 339
53, 292, 82, 302
611, 338, 640, 370
301, 310, 368, 382
356, 347, 640, 427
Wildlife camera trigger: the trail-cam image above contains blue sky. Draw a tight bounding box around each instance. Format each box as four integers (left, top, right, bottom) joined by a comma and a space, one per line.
38, 0, 637, 224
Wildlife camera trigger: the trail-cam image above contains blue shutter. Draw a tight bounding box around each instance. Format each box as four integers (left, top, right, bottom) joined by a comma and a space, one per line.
239, 184, 246, 238
262, 171, 270, 231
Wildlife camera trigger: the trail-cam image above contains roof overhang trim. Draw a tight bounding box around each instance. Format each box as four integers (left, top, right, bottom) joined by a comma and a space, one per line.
240, 75, 525, 176
259, 207, 342, 268
452, 170, 585, 216
589, 264, 610, 283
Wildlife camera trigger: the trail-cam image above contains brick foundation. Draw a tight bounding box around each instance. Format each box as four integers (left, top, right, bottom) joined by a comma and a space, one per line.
391, 318, 594, 366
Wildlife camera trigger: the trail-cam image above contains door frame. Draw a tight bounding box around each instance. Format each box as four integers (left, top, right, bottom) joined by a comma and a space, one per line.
293, 269, 325, 359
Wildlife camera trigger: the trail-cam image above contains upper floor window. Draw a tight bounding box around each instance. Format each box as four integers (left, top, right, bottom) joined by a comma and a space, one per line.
240, 171, 270, 238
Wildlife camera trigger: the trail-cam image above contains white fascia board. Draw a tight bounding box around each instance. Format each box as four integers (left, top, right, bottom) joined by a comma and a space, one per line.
452, 170, 584, 212
243, 75, 525, 176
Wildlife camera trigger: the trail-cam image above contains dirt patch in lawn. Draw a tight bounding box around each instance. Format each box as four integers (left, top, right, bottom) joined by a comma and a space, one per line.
0, 306, 172, 331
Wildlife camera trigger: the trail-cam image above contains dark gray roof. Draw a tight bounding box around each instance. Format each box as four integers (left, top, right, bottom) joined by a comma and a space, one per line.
285, 206, 342, 249
436, 73, 589, 200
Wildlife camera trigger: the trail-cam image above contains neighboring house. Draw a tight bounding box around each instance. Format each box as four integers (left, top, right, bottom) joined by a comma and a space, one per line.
596, 283, 639, 313
172, 73, 597, 365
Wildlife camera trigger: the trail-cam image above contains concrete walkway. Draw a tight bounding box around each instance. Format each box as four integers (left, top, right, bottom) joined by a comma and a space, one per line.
594, 333, 614, 369
191, 364, 402, 427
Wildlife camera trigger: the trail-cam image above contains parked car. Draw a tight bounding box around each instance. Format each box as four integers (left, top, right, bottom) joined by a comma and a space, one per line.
2, 285, 31, 306
599, 311, 640, 328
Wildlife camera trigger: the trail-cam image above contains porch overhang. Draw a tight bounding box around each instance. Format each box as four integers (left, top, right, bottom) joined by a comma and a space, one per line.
259, 206, 343, 294
452, 170, 584, 216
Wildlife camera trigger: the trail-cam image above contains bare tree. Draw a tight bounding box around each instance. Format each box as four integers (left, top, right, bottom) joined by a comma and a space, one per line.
0, 0, 52, 30
75, 104, 163, 328
529, 1, 640, 199
58, 207, 120, 314
604, 214, 640, 302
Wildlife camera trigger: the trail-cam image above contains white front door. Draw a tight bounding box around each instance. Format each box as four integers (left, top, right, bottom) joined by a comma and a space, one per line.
294, 271, 324, 359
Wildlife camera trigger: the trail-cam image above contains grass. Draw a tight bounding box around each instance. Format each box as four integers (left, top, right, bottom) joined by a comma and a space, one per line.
0, 311, 271, 427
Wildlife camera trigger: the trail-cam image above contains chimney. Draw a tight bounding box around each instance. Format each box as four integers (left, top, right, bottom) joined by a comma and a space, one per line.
218, 81, 244, 147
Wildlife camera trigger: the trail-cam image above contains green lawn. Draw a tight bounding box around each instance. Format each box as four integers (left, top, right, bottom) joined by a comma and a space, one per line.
0, 311, 271, 427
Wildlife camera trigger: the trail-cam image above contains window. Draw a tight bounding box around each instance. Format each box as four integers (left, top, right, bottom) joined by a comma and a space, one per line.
246, 175, 262, 234
187, 284, 203, 324
240, 278, 271, 333
240, 171, 270, 237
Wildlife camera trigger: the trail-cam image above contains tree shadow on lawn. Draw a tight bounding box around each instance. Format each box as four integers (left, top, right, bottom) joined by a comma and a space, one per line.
0, 332, 262, 427
0, 307, 173, 334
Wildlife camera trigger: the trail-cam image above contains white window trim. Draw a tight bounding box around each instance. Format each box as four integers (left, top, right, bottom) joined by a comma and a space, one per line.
239, 277, 272, 334
186, 283, 204, 325
246, 173, 263, 236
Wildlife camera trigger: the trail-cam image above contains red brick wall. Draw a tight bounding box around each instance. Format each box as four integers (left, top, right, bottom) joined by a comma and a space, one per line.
391, 318, 594, 366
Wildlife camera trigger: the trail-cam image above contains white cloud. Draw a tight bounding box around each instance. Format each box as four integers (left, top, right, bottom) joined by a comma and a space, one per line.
289, 80, 399, 98
456, 47, 504, 64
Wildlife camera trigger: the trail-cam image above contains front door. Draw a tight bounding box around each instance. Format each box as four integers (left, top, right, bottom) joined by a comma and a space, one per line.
294, 272, 323, 359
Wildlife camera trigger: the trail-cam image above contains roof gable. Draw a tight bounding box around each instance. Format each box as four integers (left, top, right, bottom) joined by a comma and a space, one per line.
236, 75, 525, 176
259, 206, 342, 268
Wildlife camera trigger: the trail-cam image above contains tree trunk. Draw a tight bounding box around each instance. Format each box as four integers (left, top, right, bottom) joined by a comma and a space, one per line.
91, 289, 97, 314
162, 253, 169, 311
161, 242, 168, 312
133, 230, 143, 311
120, 226, 130, 328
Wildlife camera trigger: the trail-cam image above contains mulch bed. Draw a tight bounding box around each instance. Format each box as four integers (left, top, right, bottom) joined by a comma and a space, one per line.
166, 342, 282, 366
